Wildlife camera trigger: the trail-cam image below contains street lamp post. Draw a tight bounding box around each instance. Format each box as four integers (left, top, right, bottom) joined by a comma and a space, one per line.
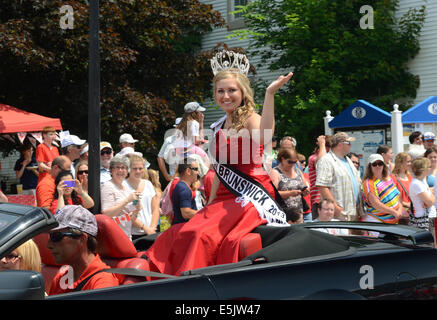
88, 0, 101, 214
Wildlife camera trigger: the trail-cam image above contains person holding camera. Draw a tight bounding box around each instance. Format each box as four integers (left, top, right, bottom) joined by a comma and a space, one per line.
50, 170, 94, 214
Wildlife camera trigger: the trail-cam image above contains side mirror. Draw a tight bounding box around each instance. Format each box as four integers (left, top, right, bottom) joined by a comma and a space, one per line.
0, 270, 45, 300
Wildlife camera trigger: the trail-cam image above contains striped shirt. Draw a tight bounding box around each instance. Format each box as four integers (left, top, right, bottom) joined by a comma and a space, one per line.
362, 177, 401, 224
308, 153, 321, 205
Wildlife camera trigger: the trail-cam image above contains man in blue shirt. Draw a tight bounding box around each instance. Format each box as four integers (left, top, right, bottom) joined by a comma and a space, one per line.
172, 159, 199, 224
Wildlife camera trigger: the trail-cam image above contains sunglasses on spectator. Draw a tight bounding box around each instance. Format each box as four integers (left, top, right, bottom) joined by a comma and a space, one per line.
371, 161, 385, 167
342, 141, 351, 145
190, 167, 199, 171
101, 149, 112, 155
77, 170, 88, 175
352, 161, 360, 165
49, 230, 82, 242
286, 159, 297, 165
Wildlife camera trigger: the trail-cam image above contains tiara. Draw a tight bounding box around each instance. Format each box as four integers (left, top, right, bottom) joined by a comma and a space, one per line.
210, 50, 250, 76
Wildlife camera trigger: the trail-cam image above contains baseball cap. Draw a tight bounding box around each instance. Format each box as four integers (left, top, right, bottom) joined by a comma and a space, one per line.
52, 205, 98, 237
184, 102, 205, 113
332, 132, 356, 145
173, 117, 182, 127
80, 144, 88, 156
100, 141, 113, 151
119, 133, 138, 144
368, 153, 384, 164
423, 132, 435, 141
61, 134, 86, 148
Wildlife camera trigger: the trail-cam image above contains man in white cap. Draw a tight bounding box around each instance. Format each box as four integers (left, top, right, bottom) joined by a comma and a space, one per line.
47, 205, 119, 295
119, 133, 138, 152
60, 133, 86, 177
100, 141, 114, 185
316, 132, 362, 222
423, 131, 436, 150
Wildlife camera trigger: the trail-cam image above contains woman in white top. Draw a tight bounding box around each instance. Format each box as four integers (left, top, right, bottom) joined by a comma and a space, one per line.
409, 157, 436, 231
124, 154, 160, 240
178, 102, 205, 146
101, 155, 141, 239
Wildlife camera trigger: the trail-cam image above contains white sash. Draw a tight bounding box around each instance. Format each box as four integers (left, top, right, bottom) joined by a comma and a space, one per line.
212, 160, 288, 227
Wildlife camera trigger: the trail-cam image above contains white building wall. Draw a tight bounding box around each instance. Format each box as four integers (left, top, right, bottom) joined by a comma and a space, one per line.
396, 0, 437, 105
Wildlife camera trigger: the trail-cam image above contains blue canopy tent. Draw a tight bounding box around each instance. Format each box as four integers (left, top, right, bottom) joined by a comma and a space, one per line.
329, 100, 391, 128
402, 96, 437, 124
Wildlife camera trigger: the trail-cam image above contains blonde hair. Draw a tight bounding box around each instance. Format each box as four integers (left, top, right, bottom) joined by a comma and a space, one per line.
411, 157, 430, 177
15, 239, 42, 273
392, 152, 411, 176
147, 169, 162, 198
147, 169, 161, 190
213, 70, 256, 132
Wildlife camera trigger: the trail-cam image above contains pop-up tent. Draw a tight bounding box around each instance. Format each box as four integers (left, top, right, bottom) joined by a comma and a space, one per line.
328, 99, 391, 128
0, 104, 62, 133
402, 96, 437, 124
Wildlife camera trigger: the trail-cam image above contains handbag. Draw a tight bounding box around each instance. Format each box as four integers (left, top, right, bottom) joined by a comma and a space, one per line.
393, 174, 416, 216
393, 175, 414, 221
301, 195, 310, 212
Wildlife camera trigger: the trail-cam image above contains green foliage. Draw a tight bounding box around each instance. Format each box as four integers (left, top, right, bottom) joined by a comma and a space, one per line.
236, 0, 425, 156
0, 0, 225, 154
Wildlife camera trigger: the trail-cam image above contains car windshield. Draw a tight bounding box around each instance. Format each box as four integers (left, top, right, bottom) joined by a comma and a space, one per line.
0, 211, 21, 231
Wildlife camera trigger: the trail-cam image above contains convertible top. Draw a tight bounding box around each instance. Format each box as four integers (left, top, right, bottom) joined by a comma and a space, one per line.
247, 225, 350, 263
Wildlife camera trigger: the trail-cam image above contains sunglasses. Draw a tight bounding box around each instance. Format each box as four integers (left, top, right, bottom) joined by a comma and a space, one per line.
342, 141, 351, 145
4, 253, 21, 261
77, 170, 88, 175
190, 167, 199, 171
286, 159, 297, 165
101, 149, 112, 155
49, 230, 81, 242
371, 161, 385, 167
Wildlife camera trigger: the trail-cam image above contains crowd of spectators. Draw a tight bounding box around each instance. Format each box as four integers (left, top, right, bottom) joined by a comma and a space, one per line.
4, 116, 437, 295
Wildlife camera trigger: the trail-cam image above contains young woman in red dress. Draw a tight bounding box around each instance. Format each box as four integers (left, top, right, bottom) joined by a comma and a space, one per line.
145, 51, 293, 275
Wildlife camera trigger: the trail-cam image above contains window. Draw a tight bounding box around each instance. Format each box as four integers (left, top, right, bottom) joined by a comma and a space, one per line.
227, 0, 249, 30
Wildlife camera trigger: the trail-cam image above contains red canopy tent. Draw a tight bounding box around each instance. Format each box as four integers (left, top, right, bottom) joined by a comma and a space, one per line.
0, 104, 62, 133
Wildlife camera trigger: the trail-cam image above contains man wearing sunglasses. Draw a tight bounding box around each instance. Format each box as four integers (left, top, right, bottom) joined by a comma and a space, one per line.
316, 132, 362, 222
48, 205, 119, 295
172, 158, 200, 225
100, 141, 114, 185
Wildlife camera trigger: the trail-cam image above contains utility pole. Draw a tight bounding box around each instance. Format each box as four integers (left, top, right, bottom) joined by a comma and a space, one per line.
88, 0, 101, 214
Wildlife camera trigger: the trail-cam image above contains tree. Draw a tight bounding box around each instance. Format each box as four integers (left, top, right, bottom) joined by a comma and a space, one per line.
234, 0, 425, 156
0, 0, 225, 155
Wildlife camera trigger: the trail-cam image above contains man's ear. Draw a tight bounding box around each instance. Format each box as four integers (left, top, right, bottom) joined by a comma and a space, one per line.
80, 232, 88, 244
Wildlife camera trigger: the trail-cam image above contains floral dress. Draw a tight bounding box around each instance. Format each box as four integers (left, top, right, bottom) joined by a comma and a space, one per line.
274, 167, 305, 214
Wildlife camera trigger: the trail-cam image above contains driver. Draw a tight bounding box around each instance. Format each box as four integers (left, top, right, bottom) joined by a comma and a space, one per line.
47, 205, 119, 295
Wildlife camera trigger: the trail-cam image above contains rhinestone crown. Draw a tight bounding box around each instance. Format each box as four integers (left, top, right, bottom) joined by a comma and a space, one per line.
210, 50, 250, 76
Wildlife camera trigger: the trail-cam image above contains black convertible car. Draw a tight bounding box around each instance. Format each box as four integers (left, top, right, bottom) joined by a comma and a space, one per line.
1, 203, 437, 300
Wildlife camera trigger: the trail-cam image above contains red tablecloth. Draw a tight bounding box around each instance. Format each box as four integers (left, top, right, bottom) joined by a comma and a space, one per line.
7, 194, 36, 206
